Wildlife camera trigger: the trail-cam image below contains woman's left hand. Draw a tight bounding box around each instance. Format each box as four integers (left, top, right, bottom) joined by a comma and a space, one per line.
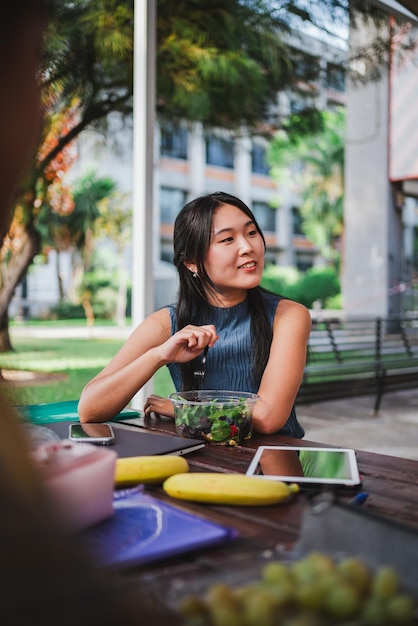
143, 394, 174, 418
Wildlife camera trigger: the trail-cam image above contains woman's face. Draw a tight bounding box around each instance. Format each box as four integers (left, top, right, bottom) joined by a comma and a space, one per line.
203, 203, 265, 306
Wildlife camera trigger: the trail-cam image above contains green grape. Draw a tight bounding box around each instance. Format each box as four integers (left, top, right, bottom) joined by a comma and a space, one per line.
286, 613, 325, 626
209, 605, 243, 626
232, 584, 255, 604
241, 588, 280, 626
290, 562, 311, 586
178, 553, 417, 626
295, 581, 326, 611
206, 583, 237, 605
386, 594, 415, 623
337, 556, 372, 595
361, 596, 389, 625
304, 551, 335, 576
206, 583, 244, 626
315, 571, 339, 601
180, 595, 209, 619
372, 566, 400, 598
265, 580, 295, 608
324, 582, 361, 619
262, 561, 290, 585
291, 556, 324, 586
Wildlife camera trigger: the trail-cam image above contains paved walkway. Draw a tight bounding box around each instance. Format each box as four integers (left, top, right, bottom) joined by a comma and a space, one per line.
10, 324, 418, 461
297, 388, 418, 461
10, 324, 133, 340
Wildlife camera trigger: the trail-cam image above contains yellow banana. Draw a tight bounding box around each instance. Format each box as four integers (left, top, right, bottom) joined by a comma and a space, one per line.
115, 455, 189, 486
163, 472, 299, 505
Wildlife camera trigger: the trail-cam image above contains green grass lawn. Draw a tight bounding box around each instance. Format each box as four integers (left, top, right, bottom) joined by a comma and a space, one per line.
0, 334, 175, 406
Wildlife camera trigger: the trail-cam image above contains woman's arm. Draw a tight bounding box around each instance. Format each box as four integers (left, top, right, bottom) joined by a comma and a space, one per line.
252, 299, 311, 434
78, 308, 218, 423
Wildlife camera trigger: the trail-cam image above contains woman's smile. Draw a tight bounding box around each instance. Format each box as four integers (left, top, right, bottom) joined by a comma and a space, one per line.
239, 260, 257, 271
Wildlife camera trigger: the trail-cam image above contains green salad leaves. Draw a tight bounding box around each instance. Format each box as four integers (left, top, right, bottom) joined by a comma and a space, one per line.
174, 396, 253, 444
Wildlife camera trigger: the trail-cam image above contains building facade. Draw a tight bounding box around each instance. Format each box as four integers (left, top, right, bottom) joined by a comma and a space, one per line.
343, 8, 418, 316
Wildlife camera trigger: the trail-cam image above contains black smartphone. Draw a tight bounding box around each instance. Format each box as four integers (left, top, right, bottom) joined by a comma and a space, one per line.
68, 422, 115, 445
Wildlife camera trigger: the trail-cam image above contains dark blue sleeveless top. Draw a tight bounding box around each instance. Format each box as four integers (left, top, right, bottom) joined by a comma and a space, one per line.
167, 291, 304, 438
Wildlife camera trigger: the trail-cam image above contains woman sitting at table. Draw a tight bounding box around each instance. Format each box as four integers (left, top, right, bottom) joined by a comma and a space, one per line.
78, 192, 311, 437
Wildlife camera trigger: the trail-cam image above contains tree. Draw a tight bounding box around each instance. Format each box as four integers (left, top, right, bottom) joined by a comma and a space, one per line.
49, 170, 117, 320
34, 103, 79, 301
69, 176, 129, 325
69, 171, 117, 270
269, 107, 345, 269
0, 0, 133, 350
0, 0, 415, 351
94, 192, 132, 325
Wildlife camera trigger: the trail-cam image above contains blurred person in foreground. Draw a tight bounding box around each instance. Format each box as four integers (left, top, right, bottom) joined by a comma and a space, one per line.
0, 2, 177, 624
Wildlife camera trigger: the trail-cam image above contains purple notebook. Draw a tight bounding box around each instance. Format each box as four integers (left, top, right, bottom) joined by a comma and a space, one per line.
79, 488, 237, 569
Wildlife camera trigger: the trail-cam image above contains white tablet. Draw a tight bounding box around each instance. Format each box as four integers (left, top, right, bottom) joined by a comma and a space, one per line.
246, 446, 361, 487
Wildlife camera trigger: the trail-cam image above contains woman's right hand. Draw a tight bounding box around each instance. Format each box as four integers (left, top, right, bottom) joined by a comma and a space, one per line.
158, 324, 218, 364
78, 314, 218, 424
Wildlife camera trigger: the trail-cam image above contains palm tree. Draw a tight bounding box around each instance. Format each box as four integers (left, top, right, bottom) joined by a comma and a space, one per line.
298, 109, 345, 268
94, 192, 132, 325
63, 171, 117, 316
269, 107, 345, 269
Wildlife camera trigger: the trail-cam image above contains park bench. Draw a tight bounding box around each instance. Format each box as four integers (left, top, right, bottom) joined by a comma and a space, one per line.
296, 315, 418, 413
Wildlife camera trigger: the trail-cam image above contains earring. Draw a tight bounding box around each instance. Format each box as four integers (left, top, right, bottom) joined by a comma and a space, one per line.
192, 271, 198, 278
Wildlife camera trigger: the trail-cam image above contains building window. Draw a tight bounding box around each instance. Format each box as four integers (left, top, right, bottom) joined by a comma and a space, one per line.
290, 48, 321, 83
160, 123, 188, 159
264, 251, 277, 265
160, 187, 187, 224
295, 253, 314, 272
251, 143, 270, 175
326, 63, 345, 92
252, 201, 276, 233
206, 134, 235, 168
290, 99, 310, 115
292, 206, 305, 236
161, 244, 174, 265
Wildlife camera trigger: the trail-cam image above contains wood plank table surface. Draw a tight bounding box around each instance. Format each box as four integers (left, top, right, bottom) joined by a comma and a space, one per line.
115, 415, 418, 609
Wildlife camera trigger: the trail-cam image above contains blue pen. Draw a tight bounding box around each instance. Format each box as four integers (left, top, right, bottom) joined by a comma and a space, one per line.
350, 492, 369, 506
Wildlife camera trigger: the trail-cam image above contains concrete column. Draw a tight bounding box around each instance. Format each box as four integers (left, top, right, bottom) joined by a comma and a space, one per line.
131, 0, 155, 408
188, 122, 206, 197
277, 188, 296, 266
234, 132, 252, 206
343, 14, 400, 317
401, 197, 417, 308
152, 125, 161, 268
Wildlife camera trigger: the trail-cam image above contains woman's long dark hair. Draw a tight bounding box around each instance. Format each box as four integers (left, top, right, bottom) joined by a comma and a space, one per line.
173, 191, 273, 390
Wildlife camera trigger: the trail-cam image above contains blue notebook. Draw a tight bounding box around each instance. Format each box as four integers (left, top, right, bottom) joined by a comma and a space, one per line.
79, 488, 237, 569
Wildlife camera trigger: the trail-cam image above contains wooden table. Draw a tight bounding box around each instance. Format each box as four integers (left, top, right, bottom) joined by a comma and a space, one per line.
116, 415, 418, 606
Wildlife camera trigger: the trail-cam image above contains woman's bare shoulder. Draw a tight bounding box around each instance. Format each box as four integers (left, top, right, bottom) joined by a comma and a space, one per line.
129, 306, 172, 339
274, 298, 312, 330
276, 297, 311, 317
150, 306, 172, 324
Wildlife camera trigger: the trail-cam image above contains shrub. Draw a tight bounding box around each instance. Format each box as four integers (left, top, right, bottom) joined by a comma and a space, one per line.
261, 264, 341, 309
47, 301, 86, 320
325, 293, 342, 310
293, 267, 340, 308
261, 264, 300, 296
92, 287, 118, 319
